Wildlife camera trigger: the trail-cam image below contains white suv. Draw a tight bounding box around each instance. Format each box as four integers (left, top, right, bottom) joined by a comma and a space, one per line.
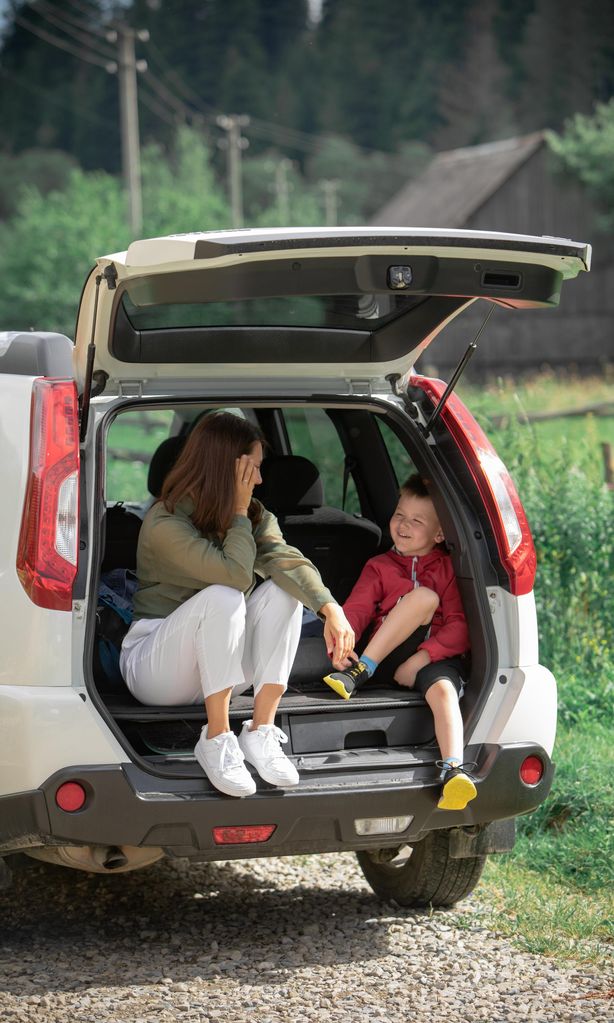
0, 227, 590, 906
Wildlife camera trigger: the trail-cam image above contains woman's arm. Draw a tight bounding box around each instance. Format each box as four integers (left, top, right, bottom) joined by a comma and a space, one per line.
146, 509, 256, 592
320, 601, 356, 665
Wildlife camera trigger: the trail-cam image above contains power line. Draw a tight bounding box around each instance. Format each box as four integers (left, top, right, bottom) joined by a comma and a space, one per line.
146, 39, 217, 117
12, 8, 403, 175
143, 36, 395, 158
0, 66, 116, 128
62, 0, 102, 21
13, 12, 113, 69
30, 1, 116, 59
33, 0, 110, 38
138, 85, 180, 129
142, 68, 190, 120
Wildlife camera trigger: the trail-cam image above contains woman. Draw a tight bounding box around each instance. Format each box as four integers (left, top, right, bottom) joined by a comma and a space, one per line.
120, 411, 354, 798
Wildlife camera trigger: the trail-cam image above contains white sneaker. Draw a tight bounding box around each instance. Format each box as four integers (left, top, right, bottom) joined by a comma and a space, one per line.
238, 721, 300, 788
194, 727, 256, 798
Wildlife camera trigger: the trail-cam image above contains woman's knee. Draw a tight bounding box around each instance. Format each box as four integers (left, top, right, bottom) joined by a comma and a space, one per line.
262, 581, 302, 618
197, 584, 246, 616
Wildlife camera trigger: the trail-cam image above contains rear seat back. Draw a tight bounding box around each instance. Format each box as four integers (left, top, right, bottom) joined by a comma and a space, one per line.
256, 454, 381, 603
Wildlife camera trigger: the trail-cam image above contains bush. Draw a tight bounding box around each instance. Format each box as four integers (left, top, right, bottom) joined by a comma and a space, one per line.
479, 412, 614, 728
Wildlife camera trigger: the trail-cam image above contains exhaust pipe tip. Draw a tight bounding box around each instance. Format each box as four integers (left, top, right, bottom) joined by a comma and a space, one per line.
100, 846, 129, 871
26, 844, 164, 874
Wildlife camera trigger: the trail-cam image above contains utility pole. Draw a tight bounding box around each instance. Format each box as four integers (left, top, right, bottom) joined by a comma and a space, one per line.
216, 114, 250, 228
107, 24, 149, 235
275, 158, 293, 223
320, 179, 340, 227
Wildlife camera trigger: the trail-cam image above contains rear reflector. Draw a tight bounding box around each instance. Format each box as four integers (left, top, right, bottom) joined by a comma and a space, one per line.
520, 755, 544, 786
16, 379, 80, 610
410, 374, 536, 595
212, 825, 276, 845
55, 781, 87, 812
354, 815, 413, 836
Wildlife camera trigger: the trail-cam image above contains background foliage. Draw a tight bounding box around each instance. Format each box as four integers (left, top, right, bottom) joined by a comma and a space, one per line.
458, 375, 613, 962
0, 1, 613, 333
2, 0, 614, 168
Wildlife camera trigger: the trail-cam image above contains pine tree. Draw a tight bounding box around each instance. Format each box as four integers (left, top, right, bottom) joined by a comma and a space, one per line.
0, 0, 119, 171
516, 0, 614, 132
436, 0, 517, 150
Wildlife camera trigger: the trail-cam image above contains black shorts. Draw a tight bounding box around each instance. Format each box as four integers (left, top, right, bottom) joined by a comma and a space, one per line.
368, 628, 466, 698
414, 657, 466, 698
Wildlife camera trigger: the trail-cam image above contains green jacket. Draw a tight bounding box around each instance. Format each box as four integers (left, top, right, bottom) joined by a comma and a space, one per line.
132, 497, 335, 621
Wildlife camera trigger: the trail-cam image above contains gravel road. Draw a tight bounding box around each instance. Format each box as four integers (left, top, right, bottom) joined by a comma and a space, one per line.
0, 852, 611, 1023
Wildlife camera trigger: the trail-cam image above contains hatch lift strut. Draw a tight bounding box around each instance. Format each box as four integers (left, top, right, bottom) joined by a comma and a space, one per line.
79, 263, 117, 443
421, 303, 495, 438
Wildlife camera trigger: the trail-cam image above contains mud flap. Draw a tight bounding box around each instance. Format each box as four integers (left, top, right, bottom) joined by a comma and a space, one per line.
448, 818, 516, 858
0, 856, 12, 890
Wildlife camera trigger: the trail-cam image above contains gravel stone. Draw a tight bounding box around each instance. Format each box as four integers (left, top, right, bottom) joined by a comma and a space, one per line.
0, 853, 611, 1023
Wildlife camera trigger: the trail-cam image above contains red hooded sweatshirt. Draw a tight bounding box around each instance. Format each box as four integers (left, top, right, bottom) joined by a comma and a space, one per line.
343, 546, 469, 663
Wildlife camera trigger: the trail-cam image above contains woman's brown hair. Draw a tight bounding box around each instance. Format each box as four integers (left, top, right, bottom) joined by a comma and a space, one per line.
161, 412, 264, 536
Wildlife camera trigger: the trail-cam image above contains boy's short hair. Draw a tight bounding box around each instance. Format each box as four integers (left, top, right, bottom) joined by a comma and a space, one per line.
400, 473, 431, 500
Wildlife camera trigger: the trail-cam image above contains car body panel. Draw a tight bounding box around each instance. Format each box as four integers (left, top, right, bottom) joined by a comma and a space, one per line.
0, 741, 554, 859
0, 687, 125, 796
73, 228, 591, 396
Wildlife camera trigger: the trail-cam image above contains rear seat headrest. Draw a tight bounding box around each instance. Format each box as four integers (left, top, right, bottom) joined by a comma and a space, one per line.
147, 435, 186, 497
256, 455, 324, 513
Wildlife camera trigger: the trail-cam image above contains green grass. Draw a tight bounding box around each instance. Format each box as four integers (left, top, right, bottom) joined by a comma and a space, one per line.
465, 723, 614, 965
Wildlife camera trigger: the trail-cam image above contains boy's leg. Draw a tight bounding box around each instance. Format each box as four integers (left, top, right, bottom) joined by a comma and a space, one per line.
362, 587, 439, 663
424, 679, 464, 764
323, 588, 438, 699
417, 666, 477, 811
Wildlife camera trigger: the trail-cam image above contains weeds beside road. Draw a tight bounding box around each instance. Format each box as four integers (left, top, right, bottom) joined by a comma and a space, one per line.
460, 373, 613, 968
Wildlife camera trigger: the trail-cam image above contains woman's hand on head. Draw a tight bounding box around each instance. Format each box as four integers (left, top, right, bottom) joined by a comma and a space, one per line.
235, 453, 260, 516
319, 603, 355, 665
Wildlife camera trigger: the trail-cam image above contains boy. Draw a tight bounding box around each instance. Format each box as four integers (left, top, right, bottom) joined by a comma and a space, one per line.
323, 474, 476, 811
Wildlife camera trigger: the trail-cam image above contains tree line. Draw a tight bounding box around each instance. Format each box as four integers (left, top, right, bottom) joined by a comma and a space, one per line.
1, 0, 613, 176
0, 0, 613, 337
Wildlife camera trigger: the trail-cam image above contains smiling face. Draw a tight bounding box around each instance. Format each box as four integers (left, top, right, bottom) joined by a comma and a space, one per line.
389, 490, 444, 557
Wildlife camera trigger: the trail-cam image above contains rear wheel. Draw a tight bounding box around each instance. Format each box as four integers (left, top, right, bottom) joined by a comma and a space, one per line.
356, 829, 486, 908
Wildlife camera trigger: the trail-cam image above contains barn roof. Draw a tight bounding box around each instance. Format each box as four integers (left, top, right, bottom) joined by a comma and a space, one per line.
372, 132, 545, 228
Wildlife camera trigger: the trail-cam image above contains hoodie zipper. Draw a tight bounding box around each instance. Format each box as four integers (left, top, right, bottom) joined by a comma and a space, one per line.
411, 556, 420, 587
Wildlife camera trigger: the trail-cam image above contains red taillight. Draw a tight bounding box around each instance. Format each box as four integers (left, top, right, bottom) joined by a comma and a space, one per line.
409, 374, 536, 595
520, 755, 544, 786
16, 378, 80, 611
55, 781, 87, 812
212, 825, 276, 845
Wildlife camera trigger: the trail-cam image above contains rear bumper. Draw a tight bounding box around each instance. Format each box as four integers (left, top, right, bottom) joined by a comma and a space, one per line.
0, 741, 553, 861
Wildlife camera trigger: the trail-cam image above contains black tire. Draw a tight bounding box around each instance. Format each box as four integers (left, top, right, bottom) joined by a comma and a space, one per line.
356, 829, 486, 908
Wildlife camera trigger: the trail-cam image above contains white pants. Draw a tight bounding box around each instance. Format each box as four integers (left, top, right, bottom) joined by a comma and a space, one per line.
119, 580, 303, 706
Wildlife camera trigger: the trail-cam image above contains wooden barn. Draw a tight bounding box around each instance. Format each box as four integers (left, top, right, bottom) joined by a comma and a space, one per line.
371, 132, 613, 377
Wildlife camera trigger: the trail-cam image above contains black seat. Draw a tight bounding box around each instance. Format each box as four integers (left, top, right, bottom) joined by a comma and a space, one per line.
147, 435, 186, 498
101, 436, 186, 574
255, 454, 381, 604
